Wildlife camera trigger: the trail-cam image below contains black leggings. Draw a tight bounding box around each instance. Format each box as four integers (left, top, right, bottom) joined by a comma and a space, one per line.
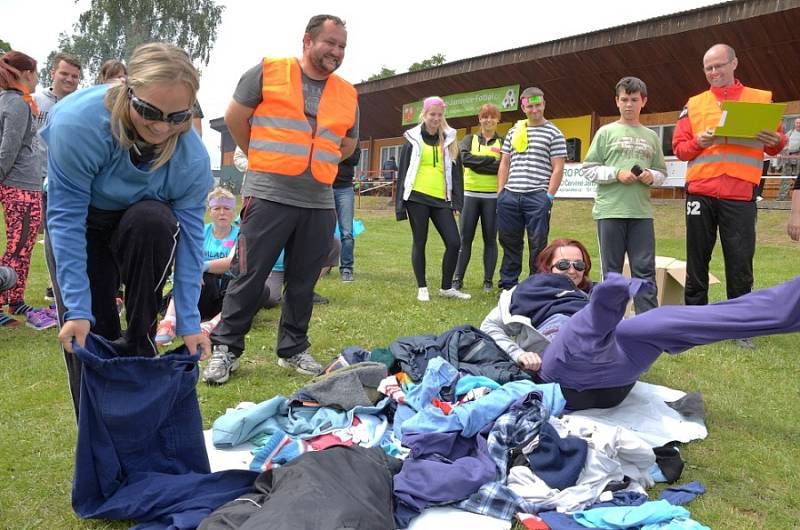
46, 200, 179, 417
454, 195, 498, 284
560, 383, 637, 411
405, 201, 460, 289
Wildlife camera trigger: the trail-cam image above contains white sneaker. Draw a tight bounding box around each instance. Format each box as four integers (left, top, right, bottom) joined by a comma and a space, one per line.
417, 287, 430, 302
203, 345, 240, 384
277, 350, 323, 375
439, 288, 472, 300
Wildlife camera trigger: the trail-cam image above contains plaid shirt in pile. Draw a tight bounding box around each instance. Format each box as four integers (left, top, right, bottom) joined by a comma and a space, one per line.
458, 391, 550, 520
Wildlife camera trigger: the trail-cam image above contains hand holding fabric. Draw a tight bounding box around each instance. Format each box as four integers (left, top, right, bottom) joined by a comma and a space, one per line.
183, 332, 211, 360
60, 319, 90, 353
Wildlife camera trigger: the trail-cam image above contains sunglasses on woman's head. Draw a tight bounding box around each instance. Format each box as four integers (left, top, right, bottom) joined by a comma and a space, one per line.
127, 87, 193, 125
552, 259, 586, 272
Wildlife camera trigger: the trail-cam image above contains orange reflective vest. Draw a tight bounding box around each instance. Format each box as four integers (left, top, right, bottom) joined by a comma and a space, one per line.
248, 58, 357, 185
685, 87, 772, 185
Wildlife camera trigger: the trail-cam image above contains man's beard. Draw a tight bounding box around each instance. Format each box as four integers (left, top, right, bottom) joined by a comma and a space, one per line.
312, 53, 340, 74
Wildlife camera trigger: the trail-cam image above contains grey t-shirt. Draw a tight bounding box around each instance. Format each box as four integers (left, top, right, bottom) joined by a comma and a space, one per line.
233, 61, 359, 209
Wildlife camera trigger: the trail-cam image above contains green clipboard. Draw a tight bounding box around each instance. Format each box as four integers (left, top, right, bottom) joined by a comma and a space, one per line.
714, 101, 786, 138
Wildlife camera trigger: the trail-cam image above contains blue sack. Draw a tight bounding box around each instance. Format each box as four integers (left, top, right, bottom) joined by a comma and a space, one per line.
71, 334, 257, 528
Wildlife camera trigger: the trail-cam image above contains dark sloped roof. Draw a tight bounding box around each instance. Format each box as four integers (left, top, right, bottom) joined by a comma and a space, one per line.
355, 0, 800, 138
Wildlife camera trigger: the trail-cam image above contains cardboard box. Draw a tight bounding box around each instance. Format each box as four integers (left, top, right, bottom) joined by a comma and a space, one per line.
623, 256, 720, 313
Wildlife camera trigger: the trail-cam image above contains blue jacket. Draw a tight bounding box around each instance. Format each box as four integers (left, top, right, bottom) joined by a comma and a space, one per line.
42, 85, 212, 335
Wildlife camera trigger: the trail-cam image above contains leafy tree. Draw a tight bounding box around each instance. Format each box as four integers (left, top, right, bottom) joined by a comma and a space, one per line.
365, 66, 397, 82
40, 0, 224, 86
408, 53, 446, 72
0, 38, 11, 53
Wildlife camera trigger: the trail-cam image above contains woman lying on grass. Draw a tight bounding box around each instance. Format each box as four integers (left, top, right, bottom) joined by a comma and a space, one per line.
482, 238, 800, 410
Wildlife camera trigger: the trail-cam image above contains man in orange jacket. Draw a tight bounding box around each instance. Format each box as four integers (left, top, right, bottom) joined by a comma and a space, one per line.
205, 14, 359, 383
672, 43, 785, 349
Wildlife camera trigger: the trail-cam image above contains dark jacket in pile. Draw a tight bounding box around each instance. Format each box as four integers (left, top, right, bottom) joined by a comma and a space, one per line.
199, 445, 402, 530
389, 325, 532, 400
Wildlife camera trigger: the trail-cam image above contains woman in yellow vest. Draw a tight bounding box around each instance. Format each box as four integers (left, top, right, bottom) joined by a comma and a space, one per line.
395, 96, 468, 302
453, 104, 504, 293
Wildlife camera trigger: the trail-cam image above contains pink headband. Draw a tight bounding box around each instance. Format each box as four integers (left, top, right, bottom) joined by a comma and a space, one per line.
423, 96, 447, 111
209, 197, 235, 209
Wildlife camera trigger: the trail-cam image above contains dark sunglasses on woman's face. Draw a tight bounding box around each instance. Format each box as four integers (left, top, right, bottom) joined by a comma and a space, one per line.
127, 87, 193, 125
552, 259, 586, 272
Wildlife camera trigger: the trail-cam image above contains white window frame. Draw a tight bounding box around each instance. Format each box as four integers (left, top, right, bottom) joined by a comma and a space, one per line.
380, 145, 401, 169
357, 147, 369, 180
646, 124, 676, 157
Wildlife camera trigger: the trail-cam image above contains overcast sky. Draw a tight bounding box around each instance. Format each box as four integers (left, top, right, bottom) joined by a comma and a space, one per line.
2, 0, 720, 167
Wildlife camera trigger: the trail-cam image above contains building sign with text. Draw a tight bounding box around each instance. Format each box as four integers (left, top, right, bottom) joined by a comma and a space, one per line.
401, 85, 520, 126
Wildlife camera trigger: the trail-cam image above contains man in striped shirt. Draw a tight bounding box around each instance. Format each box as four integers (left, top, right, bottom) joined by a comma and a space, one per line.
496, 87, 567, 289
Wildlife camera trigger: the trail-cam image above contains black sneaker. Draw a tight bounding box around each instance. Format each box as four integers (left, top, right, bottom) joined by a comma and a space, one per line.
44, 286, 55, 301
340, 269, 354, 282
312, 292, 329, 304
483, 281, 493, 293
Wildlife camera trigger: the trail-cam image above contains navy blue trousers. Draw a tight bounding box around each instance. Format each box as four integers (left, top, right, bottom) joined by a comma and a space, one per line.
497, 190, 552, 289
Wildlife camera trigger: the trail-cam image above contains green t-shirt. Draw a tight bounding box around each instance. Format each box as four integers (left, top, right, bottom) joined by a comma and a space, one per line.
584, 122, 667, 219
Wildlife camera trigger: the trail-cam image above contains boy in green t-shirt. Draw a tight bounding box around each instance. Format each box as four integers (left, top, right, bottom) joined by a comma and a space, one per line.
580, 76, 667, 313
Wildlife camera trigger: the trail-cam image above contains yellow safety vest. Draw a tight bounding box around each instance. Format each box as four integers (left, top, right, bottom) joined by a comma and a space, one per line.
411, 143, 446, 199
463, 134, 501, 192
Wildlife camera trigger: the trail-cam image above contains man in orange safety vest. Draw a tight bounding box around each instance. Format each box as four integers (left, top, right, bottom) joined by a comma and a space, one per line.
205, 14, 359, 383
672, 43, 785, 349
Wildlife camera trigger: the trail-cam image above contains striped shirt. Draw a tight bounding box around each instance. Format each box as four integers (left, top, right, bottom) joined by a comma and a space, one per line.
501, 122, 567, 192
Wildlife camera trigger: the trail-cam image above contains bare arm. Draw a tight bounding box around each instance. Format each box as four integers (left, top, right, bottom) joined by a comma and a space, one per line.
233, 146, 248, 173
547, 157, 566, 196
340, 136, 357, 160
497, 153, 510, 193
224, 100, 255, 153
206, 255, 233, 275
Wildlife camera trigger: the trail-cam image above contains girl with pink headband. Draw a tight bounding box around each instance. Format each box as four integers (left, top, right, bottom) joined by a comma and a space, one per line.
395, 95, 470, 301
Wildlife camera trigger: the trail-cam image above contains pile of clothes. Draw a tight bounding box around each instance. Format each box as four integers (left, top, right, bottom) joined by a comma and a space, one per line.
72, 328, 710, 530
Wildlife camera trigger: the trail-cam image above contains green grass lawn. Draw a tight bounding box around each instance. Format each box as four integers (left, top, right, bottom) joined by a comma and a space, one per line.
0, 199, 798, 529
